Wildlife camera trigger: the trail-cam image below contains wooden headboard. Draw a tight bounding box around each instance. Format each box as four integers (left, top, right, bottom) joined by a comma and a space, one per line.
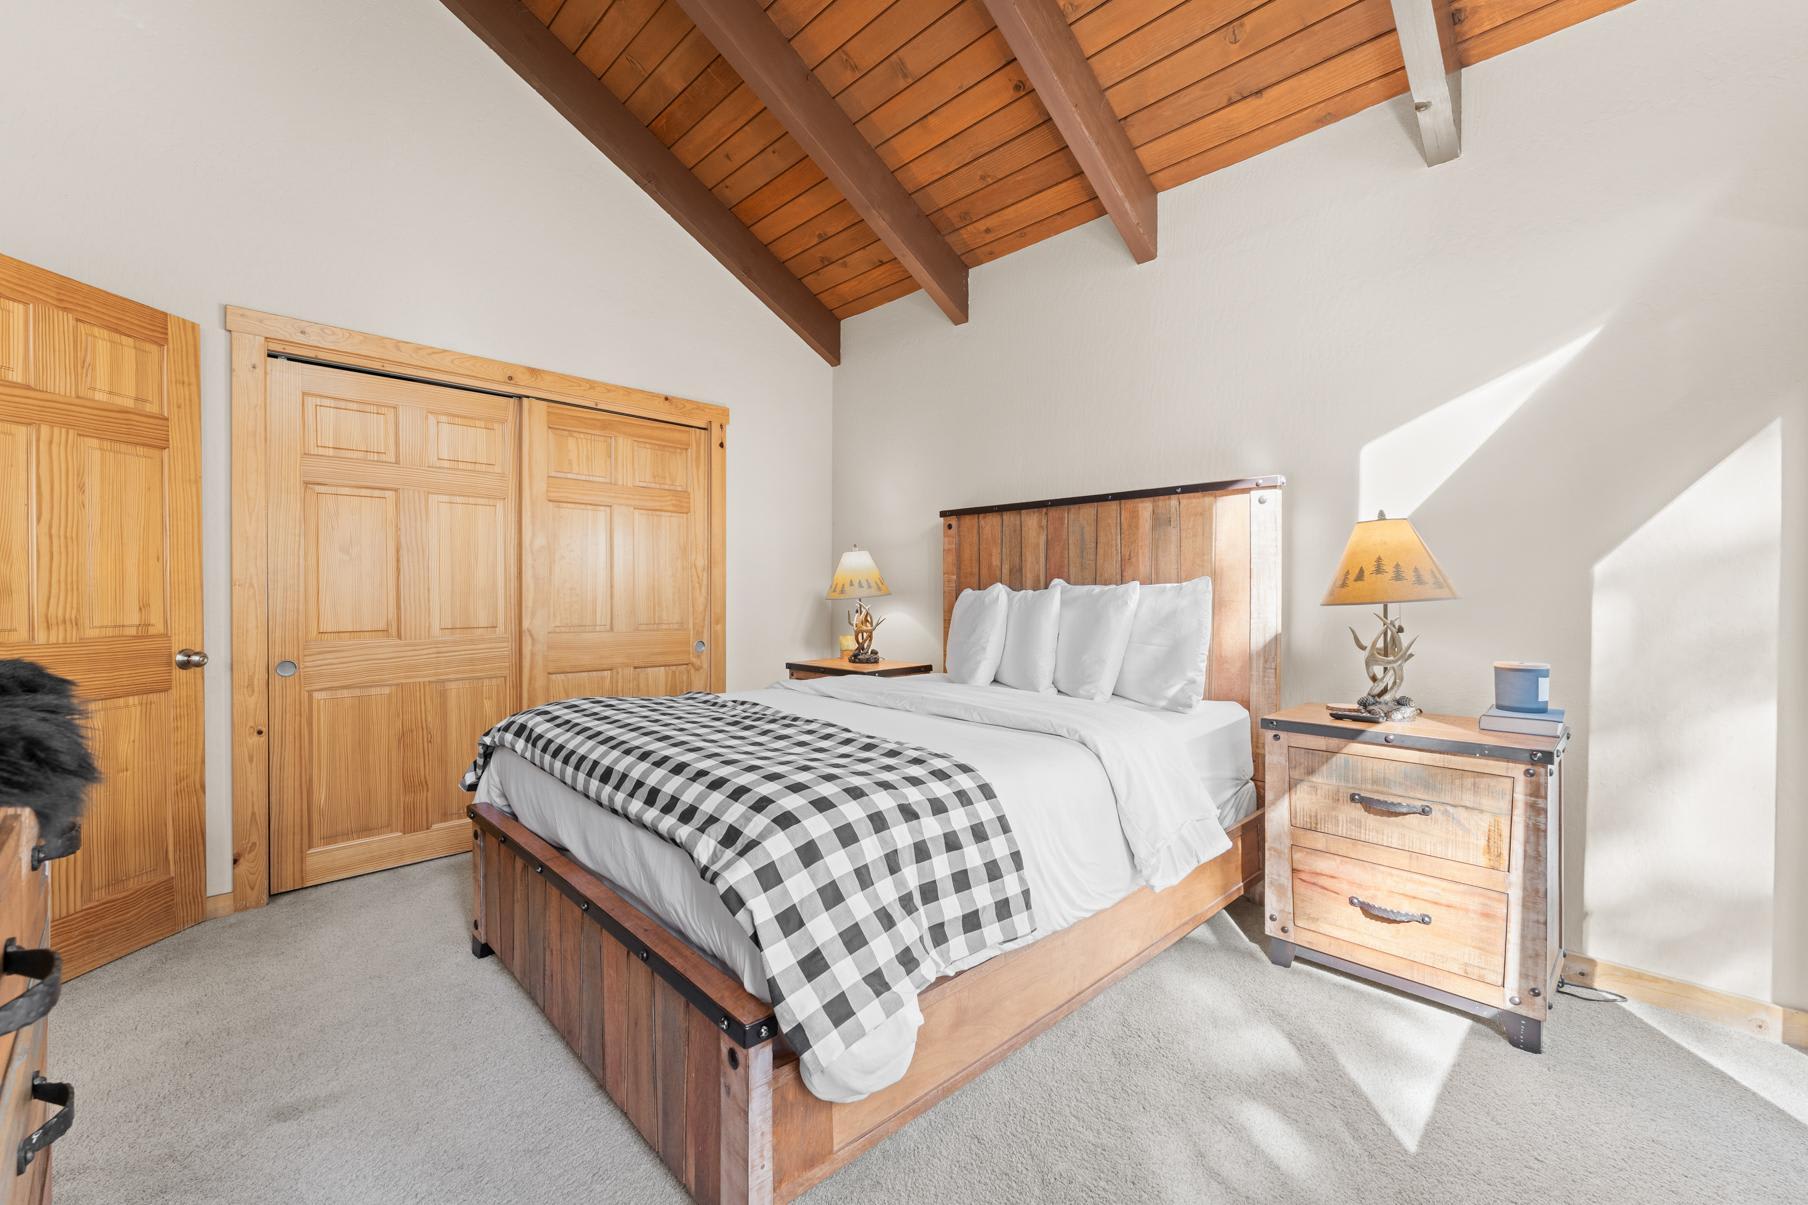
940, 476, 1284, 792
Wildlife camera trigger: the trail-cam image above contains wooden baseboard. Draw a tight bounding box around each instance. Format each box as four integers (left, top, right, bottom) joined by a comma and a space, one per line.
1562, 953, 1808, 1050
202, 891, 234, 920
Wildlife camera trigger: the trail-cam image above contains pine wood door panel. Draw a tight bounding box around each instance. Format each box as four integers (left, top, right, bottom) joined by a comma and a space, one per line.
76, 323, 166, 413
307, 686, 404, 848
0, 421, 30, 642
0, 253, 205, 977
522, 400, 711, 709
0, 297, 26, 383
548, 502, 613, 630
53, 694, 175, 914
269, 360, 518, 890
77, 439, 169, 636
428, 496, 509, 637
426, 676, 511, 827
304, 485, 399, 640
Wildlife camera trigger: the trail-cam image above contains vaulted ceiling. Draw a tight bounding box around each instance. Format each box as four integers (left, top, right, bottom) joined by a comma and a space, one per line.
444, 0, 1634, 363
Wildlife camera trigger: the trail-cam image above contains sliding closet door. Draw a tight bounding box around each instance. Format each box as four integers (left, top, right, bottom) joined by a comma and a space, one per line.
266, 360, 518, 891
521, 399, 712, 707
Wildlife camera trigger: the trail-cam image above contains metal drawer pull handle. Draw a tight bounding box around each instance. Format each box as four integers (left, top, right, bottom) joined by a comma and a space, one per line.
1349, 895, 1432, 925
16, 1075, 73, 1174
0, 941, 61, 1038
1350, 791, 1431, 817
30, 823, 81, 870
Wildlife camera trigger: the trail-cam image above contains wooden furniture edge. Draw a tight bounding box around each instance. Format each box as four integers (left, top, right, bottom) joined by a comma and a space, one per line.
471, 802, 774, 1036
1561, 952, 1808, 1050
223, 306, 728, 429
1260, 711, 1566, 765
472, 799, 1264, 1203
784, 660, 933, 678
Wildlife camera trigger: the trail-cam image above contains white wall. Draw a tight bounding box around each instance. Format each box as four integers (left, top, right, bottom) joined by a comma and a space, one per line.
832, 0, 1808, 1007
0, 0, 835, 896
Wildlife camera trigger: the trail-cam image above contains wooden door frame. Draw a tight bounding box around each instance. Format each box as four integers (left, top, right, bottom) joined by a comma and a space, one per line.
226, 308, 729, 911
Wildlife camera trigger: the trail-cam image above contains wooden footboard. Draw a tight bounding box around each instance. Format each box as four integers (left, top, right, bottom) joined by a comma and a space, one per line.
468, 802, 1262, 1204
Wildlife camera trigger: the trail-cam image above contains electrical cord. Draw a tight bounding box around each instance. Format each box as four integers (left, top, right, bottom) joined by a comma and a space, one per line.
1555, 977, 1628, 1004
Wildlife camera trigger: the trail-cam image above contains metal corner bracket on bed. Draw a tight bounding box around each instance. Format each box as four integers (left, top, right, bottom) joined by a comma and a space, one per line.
468, 476, 1284, 1204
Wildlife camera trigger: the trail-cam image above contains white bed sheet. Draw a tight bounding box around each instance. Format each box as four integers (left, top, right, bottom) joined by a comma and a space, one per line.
473, 677, 1254, 1101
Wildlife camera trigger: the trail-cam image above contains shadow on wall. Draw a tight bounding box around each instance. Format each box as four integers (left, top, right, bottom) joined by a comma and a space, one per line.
1397, 160, 1803, 1006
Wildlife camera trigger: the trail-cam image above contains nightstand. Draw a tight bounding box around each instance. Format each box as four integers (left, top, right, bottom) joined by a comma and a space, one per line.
785, 658, 933, 681
1261, 704, 1566, 1052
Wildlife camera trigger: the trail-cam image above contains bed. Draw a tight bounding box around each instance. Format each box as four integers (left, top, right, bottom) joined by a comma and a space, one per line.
465, 475, 1283, 1203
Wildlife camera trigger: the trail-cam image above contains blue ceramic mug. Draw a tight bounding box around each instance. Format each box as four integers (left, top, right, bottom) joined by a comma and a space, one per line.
1493, 661, 1550, 713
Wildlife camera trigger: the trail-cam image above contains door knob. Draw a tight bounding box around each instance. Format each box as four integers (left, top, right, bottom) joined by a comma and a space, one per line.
175, 649, 209, 670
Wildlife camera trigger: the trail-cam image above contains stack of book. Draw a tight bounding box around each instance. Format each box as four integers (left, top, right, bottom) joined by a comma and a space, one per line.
1479, 705, 1566, 737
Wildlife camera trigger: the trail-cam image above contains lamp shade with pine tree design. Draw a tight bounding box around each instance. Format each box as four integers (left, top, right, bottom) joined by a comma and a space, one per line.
1322, 514, 1458, 606
826, 548, 891, 600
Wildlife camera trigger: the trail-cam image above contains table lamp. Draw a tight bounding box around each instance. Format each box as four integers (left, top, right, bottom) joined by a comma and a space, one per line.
1322, 512, 1457, 711
826, 547, 890, 663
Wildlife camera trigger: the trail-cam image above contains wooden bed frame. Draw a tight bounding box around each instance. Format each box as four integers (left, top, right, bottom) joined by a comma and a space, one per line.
469, 476, 1283, 1203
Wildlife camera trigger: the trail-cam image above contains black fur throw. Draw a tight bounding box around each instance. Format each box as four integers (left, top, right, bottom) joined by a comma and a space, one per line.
0, 660, 99, 840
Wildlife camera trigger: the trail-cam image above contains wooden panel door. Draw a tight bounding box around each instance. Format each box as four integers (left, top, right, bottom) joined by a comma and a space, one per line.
0, 253, 205, 977
267, 360, 518, 891
521, 399, 711, 706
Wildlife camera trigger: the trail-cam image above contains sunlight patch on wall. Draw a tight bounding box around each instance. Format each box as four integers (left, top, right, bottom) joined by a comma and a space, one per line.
1359, 329, 1600, 518
1585, 420, 1781, 1000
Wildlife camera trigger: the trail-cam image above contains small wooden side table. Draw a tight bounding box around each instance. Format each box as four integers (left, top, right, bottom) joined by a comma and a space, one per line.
785, 658, 933, 681
1262, 704, 1567, 1052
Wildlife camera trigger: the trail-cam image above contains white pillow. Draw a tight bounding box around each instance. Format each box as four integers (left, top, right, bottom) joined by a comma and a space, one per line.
1051, 579, 1141, 701
944, 584, 1010, 684
994, 586, 1061, 693
1113, 577, 1213, 712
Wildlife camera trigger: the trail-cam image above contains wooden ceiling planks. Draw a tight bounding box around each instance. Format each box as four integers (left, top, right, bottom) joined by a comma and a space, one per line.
498, 0, 1637, 349
981, 0, 1159, 262
673, 0, 973, 322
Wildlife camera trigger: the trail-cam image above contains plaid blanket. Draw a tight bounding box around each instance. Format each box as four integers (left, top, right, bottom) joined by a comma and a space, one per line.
461, 693, 1035, 1077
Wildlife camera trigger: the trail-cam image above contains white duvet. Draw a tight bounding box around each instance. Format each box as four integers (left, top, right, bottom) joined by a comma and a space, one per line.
473, 675, 1252, 1102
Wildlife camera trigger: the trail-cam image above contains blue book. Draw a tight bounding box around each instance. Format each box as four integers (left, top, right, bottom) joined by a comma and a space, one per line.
1479, 705, 1566, 736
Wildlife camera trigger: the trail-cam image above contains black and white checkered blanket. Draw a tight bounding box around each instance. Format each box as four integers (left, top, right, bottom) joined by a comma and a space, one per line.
461, 692, 1035, 1077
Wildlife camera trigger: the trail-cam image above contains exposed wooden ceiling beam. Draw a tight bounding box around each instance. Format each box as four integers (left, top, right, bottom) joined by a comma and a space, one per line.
438, 0, 841, 364
979, 0, 1157, 263
1390, 0, 1463, 166
672, 0, 970, 325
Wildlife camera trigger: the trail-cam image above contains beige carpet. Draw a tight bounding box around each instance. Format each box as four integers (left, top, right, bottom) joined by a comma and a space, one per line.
53, 856, 1808, 1204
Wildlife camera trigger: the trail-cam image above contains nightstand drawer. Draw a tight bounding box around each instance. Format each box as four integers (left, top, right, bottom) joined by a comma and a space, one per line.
1288, 747, 1513, 871
1291, 846, 1508, 986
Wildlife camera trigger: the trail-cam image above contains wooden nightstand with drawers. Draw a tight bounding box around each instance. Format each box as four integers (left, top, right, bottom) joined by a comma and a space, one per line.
1261, 705, 1567, 1052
